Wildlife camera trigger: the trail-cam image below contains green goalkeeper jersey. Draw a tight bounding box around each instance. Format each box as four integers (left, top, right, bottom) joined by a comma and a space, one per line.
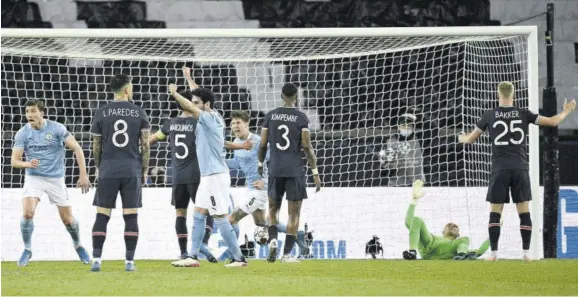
406, 203, 490, 260
419, 236, 470, 260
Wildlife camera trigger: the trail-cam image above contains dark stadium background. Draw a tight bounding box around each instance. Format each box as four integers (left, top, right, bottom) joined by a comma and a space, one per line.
2, 0, 577, 189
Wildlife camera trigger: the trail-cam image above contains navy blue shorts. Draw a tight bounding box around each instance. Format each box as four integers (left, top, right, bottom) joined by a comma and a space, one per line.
486, 169, 532, 204
93, 178, 142, 209
172, 183, 199, 209
268, 176, 308, 201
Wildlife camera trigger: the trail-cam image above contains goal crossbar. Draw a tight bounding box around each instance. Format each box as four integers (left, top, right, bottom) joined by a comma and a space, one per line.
1, 26, 538, 38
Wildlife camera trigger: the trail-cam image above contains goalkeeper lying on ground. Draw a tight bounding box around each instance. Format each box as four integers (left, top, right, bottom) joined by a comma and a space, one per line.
403, 180, 491, 260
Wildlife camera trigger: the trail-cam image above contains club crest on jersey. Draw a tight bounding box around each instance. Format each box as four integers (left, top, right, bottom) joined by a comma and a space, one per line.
45, 133, 54, 141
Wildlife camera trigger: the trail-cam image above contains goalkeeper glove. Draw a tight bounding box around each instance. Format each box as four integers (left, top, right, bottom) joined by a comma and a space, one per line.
411, 180, 425, 204
465, 252, 481, 260
453, 253, 467, 260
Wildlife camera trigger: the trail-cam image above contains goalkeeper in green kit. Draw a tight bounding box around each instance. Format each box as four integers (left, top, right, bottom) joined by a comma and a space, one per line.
402, 180, 491, 260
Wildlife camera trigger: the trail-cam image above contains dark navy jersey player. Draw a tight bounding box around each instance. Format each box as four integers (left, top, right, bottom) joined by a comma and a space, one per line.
258, 82, 322, 263
459, 81, 576, 261
150, 90, 200, 210
149, 90, 218, 263
89, 74, 151, 272
475, 105, 538, 172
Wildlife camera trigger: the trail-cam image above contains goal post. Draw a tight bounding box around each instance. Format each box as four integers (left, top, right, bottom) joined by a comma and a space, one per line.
1, 27, 542, 260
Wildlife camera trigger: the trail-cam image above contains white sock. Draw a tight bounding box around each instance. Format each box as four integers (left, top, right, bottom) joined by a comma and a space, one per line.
523, 250, 530, 257
125, 260, 134, 265
491, 251, 498, 258
93, 257, 101, 264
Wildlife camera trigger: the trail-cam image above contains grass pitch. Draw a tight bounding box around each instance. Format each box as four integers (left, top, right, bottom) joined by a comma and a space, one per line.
2, 259, 577, 296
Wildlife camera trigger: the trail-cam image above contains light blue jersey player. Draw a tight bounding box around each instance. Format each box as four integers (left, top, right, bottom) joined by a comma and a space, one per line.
10, 100, 91, 266
225, 111, 269, 224
168, 66, 247, 268
225, 111, 313, 257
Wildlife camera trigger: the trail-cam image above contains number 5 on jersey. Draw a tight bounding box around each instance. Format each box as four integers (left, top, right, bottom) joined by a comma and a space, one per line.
174, 133, 189, 159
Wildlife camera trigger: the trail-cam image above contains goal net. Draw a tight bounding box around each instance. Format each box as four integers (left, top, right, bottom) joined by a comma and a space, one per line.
0, 28, 540, 261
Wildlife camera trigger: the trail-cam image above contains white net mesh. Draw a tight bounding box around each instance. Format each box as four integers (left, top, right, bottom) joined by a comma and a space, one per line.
1, 32, 537, 260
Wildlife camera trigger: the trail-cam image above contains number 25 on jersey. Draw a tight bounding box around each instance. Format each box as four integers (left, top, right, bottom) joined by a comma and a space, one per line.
493, 120, 524, 146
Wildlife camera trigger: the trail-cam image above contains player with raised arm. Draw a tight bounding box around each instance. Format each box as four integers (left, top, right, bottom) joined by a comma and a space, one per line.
459, 81, 576, 261
258, 83, 322, 263
90, 74, 151, 272
11, 100, 92, 267
402, 180, 491, 260
225, 111, 312, 256
169, 67, 247, 268
149, 90, 219, 263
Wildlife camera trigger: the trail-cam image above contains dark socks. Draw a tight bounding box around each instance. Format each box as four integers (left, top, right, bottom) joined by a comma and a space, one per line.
123, 214, 139, 261
488, 212, 501, 251
519, 212, 532, 250
268, 225, 278, 243
92, 213, 110, 258
175, 216, 188, 255
283, 234, 296, 255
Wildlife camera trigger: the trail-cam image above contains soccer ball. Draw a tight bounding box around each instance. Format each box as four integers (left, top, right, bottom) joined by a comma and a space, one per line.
253, 226, 269, 246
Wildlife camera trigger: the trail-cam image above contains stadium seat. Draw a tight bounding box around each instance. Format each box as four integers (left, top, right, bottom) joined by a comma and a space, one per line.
164, 20, 258, 28
51, 21, 88, 28
145, 0, 245, 22
76, 0, 147, 22
85, 20, 166, 28
29, 0, 78, 23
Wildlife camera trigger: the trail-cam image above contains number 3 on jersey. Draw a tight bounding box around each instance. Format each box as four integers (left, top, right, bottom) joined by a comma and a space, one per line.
113, 119, 128, 147
493, 120, 524, 145
276, 124, 290, 150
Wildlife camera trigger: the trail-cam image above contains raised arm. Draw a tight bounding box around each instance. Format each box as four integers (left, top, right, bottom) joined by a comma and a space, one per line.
302, 129, 321, 192
535, 98, 576, 127
182, 66, 198, 90
64, 134, 91, 193
405, 180, 424, 228
169, 83, 201, 120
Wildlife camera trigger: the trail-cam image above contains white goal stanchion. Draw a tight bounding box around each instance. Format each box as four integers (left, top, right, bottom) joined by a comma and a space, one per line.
0, 27, 540, 260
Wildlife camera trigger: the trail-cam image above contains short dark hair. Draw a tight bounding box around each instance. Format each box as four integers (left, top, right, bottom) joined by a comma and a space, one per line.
281, 83, 298, 99
175, 90, 193, 111
25, 99, 45, 112
179, 90, 193, 100
110, 74, 131, 93
231, 110, 250, 123
191, 88, 215, 108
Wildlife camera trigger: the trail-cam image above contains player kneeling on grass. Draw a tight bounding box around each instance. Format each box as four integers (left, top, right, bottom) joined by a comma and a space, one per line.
12, 100, 92, 266
403, 180, 490, 260
225, 111, 312, 257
